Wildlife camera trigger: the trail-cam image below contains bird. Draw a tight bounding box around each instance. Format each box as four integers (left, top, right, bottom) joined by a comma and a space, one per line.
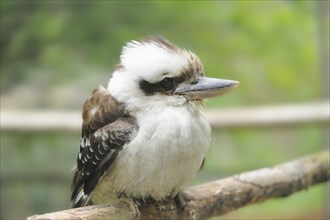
71, 36, 239, 208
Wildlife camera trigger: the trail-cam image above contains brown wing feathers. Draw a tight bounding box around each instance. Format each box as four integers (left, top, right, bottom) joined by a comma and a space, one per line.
71, 85, 138, 207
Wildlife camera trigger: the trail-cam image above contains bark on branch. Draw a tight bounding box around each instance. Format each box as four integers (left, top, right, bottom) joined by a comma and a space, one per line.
28, 151, 330, 220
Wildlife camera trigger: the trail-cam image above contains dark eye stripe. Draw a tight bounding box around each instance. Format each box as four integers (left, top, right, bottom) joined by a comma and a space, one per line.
139, 76, 181, 96
139, 80, 161, 96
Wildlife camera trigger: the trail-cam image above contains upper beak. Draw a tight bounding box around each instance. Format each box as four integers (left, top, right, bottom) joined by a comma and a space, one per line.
174, 77, 239, 100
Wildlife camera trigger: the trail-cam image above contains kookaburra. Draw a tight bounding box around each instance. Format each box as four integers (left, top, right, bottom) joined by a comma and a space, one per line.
71, 36, 238, 208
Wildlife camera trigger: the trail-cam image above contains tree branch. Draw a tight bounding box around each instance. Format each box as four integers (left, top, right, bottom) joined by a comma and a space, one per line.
28, 151, 330, 220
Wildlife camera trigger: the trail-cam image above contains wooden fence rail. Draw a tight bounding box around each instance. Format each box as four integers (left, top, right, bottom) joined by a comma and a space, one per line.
1, 101, 329, 132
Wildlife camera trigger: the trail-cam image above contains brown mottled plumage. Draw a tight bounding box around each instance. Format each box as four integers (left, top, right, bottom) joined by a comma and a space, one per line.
71, 85, 138, 207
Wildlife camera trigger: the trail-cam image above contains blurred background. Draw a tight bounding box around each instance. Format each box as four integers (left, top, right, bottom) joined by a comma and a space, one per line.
1, 1, 329, 219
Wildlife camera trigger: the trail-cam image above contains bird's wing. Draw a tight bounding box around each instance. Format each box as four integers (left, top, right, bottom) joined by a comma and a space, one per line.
71, 85, 138, 207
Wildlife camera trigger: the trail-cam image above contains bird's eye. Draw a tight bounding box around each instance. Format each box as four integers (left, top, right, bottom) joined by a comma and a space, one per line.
160, 77, 176, 90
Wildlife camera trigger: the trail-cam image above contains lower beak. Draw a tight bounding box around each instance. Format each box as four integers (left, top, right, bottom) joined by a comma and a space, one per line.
174, 77, 239, 100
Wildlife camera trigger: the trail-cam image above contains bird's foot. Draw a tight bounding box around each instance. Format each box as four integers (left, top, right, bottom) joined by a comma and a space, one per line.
174, 192, 186, 210
118, 193, 141, 217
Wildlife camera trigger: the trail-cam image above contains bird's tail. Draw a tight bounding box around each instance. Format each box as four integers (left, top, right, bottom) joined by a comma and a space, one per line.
71, 168, 92, 208
72, 190, 92, 208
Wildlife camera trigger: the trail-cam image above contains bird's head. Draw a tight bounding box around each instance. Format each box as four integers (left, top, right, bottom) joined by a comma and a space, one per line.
108, 36, 238, 112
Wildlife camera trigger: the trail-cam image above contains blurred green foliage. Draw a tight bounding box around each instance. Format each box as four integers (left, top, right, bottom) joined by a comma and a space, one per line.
1, 1, 327, 108
0, 1, 329, 219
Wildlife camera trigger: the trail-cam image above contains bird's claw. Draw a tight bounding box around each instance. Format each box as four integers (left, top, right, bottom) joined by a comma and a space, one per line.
174, 192, 186, 211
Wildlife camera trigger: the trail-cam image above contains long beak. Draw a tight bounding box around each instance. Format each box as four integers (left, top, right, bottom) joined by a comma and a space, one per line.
174, 77, 239, 100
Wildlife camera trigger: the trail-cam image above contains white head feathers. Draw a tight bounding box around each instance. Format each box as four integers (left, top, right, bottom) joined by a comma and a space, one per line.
119, 36, 194, 82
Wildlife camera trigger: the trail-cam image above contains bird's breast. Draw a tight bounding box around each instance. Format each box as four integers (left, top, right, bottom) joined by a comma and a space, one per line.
92, 106, 211, 202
